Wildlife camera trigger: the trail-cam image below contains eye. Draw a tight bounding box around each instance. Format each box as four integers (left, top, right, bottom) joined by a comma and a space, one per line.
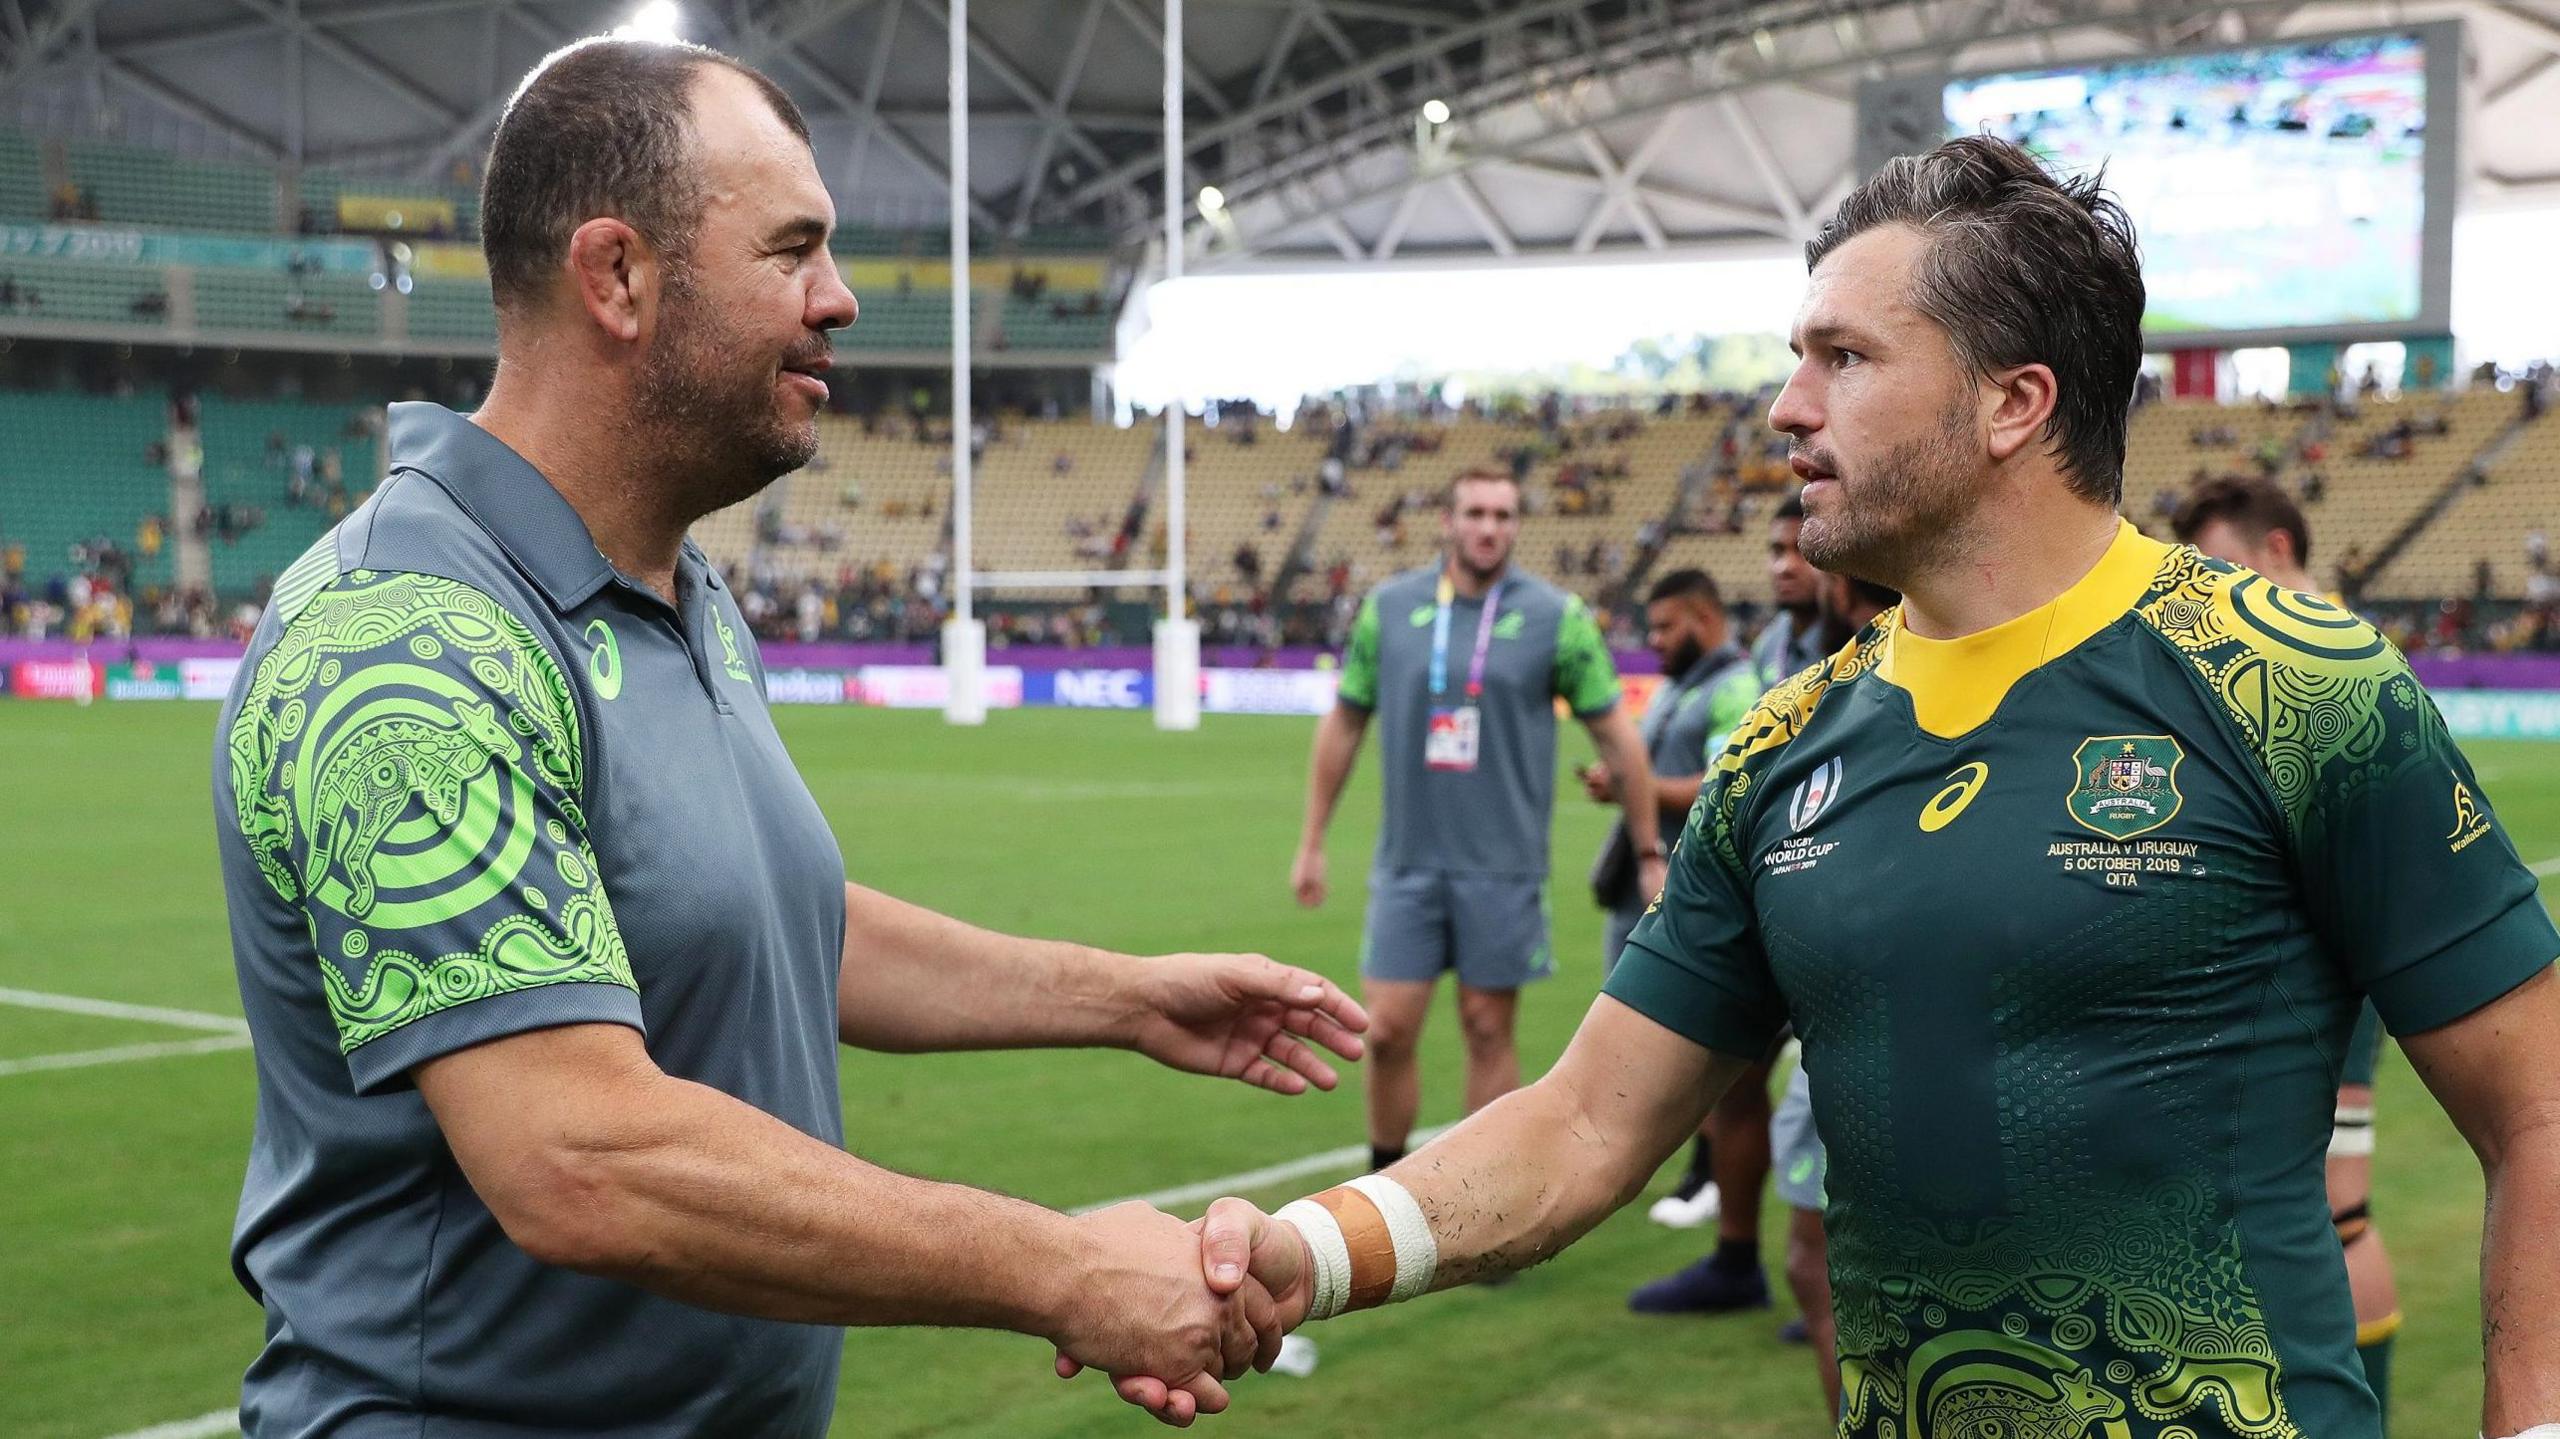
1833, 349, 1865, 369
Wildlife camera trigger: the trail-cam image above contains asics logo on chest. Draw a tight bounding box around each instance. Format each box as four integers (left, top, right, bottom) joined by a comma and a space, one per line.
1919, 762, 1989, 833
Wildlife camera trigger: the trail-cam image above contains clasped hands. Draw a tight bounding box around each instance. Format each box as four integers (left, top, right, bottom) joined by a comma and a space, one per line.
1050, 1197, 1310, 1427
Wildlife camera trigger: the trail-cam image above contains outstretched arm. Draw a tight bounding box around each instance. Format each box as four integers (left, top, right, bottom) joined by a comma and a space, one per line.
834, 883, 1366, 1092
1070, 995, 1755, 1416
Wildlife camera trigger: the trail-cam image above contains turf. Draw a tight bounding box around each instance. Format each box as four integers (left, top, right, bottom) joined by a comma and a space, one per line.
0, 701, 2551, 1438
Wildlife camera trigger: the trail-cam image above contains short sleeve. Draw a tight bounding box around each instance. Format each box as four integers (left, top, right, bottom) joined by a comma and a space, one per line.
1552, 595, 1621, 718
1700, 668, 1767, 765
2289, 653, 2557, 1035
226, 570, 640, 1093
1336, 593, 1382, 711
1603, 748, 1787, 1059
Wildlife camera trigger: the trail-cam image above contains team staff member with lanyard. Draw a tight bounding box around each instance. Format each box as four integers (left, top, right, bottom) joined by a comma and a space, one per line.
213, 38, 1360, 1435
1293, 470, 1664, 1178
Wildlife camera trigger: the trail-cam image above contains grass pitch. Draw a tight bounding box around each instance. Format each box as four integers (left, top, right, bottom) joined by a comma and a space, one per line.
1, 702, 2552, 1437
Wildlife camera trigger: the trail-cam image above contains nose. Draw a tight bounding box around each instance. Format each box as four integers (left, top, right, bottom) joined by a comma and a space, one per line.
1768, 360, 1821, 439
812, 261, 858, 332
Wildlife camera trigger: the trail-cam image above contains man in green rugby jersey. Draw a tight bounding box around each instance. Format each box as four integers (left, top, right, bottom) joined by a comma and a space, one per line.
2176, 473, 2406, 1431
1084, 136, 2560, 1439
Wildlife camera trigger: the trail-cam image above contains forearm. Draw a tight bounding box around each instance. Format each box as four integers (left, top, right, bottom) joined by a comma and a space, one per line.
1597, 719, 1662, 851
1387, 1072, 1672, 1288
499, 1064, 1078, 1335
1298, 707, 1365, 848
837, 881, 1139, 1052
2481, 1123, 2560, 1433
1654, 773, 1704, 819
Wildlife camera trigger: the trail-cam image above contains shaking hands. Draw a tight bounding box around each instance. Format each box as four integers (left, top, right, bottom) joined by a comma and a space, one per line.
1053, 1198, 1311, 1427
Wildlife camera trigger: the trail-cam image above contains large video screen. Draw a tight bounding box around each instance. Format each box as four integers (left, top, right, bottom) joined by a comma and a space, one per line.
1941, 27, 2453, 343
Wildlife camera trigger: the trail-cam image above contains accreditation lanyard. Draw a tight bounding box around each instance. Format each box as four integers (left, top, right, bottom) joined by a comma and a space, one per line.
1429, 573, 1506, 700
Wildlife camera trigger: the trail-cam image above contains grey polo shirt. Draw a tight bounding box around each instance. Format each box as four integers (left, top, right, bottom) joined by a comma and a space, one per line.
213, 402, 850, 1437
1597, 642, 1763, 919
1751, 607, 1826, 687
1336, 564, 1619, 877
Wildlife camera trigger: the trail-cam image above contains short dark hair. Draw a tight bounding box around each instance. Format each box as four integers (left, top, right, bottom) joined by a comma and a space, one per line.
1772, 490, 1805, 523
2172, 474, 2312, 564
1646, 568, 1722, 608
481, 37, 810, 315
1806, 135, 2145, 506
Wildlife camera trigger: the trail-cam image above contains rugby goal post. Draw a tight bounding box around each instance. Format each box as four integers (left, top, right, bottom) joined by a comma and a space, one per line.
938, 0, 1199, 731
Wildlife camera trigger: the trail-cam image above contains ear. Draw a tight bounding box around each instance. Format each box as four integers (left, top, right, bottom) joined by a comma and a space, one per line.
2264, 528, 2300, 570
1981, 362, 2060, 466
565, 218, 652, 345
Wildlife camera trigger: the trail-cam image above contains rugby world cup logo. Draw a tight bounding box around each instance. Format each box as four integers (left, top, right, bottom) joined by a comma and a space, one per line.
1788, 756, 1844, 833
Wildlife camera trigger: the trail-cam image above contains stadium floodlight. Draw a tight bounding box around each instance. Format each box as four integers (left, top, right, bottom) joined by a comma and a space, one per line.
1420, 98, 1452, 126
1197, 185, 1226, 215
614, 0, 683, 42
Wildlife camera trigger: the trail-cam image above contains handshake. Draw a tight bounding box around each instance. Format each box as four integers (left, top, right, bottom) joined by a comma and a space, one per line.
1047, 1196, 1315, 1427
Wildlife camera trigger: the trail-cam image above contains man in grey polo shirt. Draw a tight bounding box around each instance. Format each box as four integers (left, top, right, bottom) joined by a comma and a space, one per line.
1581, 567, 1764, 1229
1291, 471, 1662, 1175
214, 38, 1354, 1435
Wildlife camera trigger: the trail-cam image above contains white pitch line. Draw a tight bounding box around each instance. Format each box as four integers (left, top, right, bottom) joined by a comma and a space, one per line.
0, 1034, 254, 1080
1073, 1123, 1453, 1214
2533, 854, 2560, 878
101, 1409, 238, 1439
0, 987, 249, 1034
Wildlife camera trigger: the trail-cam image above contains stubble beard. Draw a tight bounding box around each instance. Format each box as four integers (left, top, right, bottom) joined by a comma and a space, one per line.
631, 270, 823, 522
1795, 396, 1984, 590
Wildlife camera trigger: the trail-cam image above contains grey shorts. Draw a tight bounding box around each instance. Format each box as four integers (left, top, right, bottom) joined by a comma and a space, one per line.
1360, 867, 1554, 991
1772, 1064, 1826, 1211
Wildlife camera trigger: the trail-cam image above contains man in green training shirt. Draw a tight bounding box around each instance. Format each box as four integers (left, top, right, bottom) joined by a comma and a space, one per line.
1126, 136, 2560, 1439
1293, 471, 1661, 1177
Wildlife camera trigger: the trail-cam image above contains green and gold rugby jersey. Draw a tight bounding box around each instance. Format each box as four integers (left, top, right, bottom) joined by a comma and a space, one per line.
1607, 521, 2556, 1439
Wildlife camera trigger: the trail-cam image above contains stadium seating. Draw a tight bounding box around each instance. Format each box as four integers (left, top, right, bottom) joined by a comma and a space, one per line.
192, 397, 380, 598
64, 138, 277, 234
2128, 390, 2516, 595
0, 254, 171, 330
996, 294, 1111, 352
194, 270, 382, 339
1179, 419, 1331, 607
2368, 402, 2560, 601
406, 280, 499, 344
0, 390, 176, 594
1303, 408, 1721, 609
0, 127, 43, 222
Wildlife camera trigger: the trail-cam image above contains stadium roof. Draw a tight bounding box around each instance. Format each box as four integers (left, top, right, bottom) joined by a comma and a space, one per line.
5, 0, 2559, 271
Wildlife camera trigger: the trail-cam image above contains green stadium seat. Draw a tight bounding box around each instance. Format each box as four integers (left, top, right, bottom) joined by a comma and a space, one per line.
406, 281, 497, 343
0, 254, 171, 329
192, 396, 380, 599
194, 270, 381, 340
65, 139, 277, 234
0, 391, 174, 595
0, 128, 43, 222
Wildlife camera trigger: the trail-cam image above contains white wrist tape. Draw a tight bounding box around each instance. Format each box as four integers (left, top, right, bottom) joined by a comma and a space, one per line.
1344, 1174, 1439, 1302
2486, 1426, 2560, 1439
2329, 1102, 2376, 1157
1273, 1199, 1352, 1321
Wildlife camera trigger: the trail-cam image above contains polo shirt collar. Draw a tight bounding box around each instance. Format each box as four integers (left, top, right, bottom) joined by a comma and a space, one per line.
386, 401, 617, 613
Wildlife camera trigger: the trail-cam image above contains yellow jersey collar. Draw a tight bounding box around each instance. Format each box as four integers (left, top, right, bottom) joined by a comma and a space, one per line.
1879, 519, 2171, 739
